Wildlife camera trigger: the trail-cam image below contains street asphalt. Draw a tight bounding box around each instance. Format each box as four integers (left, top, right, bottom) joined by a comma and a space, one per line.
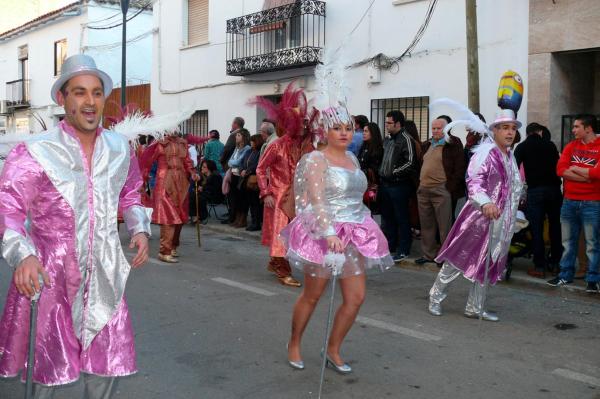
0, 223, 599, 399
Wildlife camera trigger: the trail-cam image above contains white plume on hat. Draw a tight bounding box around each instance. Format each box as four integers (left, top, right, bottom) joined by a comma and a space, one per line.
313, 44, 352, 129
110, 108, 196, 146
429, 98, 489, 136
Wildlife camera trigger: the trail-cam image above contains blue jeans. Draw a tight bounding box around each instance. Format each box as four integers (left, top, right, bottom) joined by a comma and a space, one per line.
558, 199, 600, 283
526, 185, 563, 268
378, 182, 414, 255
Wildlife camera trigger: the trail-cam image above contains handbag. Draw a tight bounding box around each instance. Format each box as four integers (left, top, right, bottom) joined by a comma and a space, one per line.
363, 168, 378, 205
245, 174, 259, 191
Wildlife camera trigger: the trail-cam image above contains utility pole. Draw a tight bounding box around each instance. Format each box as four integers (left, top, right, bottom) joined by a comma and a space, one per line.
465, 0, 479, 113
120, 0, 130, 107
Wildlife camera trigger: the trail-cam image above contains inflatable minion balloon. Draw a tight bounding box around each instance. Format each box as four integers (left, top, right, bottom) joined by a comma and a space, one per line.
497, 70, 523, 114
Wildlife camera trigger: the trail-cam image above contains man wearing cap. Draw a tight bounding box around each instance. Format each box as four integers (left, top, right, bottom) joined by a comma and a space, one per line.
427, 109, 524, 322
0, 54, 150, 398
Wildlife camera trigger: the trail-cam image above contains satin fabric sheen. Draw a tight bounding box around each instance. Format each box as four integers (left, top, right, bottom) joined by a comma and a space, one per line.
257, 135, 312, 257
435, 146, 523, 285
0, 124, 148, 385
280, 152, 393, 278
141, 136, 195, 225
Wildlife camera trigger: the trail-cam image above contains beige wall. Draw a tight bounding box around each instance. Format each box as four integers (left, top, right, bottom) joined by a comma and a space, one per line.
529, 0, 600, 54
527, 0, 600, 143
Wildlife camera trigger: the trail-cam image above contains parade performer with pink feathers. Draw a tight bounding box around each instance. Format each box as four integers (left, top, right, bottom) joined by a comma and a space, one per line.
254, 83, 317, 287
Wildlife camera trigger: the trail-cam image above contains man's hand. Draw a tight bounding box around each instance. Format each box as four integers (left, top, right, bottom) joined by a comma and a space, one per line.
14, 256, 51, 298
264, 195, 275, 208
563, 169, 589, 182
241, 170, 247, 177
129, 233, 149, 268
569, 166, 590, 178
191, 173, 201, 182
482, 203, 501, 220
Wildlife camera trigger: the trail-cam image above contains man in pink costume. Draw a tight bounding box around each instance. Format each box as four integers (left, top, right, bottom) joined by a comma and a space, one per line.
255, 84, 315, 287
428, 109, 523, 322
0, 54, 150, 398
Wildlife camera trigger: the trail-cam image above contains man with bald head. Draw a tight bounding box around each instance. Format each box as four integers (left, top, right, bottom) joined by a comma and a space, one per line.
415, 116, 466, 265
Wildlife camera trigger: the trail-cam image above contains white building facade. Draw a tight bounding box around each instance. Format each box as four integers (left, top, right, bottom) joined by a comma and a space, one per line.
152, 0, 529, 143
0, 0, 153, 135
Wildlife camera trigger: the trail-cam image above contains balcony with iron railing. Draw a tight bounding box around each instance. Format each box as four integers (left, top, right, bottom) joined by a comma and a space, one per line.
226, 0, 326, 76
6, 79, 31, 108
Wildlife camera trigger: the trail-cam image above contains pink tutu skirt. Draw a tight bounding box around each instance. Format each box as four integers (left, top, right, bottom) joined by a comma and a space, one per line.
280, 216, 393, 278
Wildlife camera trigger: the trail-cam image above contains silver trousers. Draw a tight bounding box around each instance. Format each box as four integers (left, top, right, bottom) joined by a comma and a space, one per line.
429, 262, 486, 313
32, 374, 116, 399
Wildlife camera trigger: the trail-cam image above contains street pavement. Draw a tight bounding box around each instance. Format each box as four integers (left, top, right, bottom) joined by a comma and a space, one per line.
0, 223, 599, 399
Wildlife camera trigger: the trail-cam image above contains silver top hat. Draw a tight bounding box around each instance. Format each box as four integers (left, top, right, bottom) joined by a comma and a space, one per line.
489, 109, 522, 130
50, 54, 113, 104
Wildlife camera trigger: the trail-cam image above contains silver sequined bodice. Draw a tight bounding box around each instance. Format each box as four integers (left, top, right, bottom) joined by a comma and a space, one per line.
325, 166, 369, 223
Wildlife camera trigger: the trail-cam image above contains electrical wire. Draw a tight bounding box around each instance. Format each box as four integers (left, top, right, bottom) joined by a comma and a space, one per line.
86, 1, 152, 30
345, 0, 439, 71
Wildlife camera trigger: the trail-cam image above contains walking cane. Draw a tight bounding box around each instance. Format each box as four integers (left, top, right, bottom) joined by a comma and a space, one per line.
317, 252, 345, 399
25, 275, 43, 399
195, 180, 201, 248
478, 219, 495, 337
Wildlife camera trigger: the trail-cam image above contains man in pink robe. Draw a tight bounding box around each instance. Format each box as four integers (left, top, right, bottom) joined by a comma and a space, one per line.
0, 55, 150, 398
428, 109, 524, 322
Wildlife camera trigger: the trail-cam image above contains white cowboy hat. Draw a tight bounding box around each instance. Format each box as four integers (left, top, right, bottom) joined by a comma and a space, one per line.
489, 109, 522, 130
50, 54, 113, 104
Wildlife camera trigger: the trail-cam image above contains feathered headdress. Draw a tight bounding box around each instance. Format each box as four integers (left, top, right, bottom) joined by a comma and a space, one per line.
430, 98, 489, 137
110, 108, 195, 147
250, 82, 317, 141
313, 45, 352, 129
429, 98, 494, 176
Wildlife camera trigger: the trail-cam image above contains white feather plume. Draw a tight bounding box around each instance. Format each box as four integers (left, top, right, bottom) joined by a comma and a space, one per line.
323, 251, 346, 276
314, 45, 349, 110
430, 98, 489, 135
110, 108, 196, 144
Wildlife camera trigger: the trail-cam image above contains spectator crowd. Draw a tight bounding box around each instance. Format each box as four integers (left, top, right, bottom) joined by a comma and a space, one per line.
142, 111, 600, 294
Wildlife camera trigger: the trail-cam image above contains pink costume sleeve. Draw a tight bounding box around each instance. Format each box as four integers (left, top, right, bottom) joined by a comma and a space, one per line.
0, 144, 41, 268
139, 142, 160, 181
257, 143, 276, 199
466, 149, 493, 209
119, 149, 152, 237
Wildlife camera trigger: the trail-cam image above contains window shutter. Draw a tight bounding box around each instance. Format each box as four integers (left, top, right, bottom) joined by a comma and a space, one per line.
188, 0, 209, 45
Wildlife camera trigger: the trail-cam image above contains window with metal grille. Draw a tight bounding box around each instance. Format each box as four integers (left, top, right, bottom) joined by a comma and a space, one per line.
180, 110, 209, 137
370, 96, 430, 141
54, 39, 67, 77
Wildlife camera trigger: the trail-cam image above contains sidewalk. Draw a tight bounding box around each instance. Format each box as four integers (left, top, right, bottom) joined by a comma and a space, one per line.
197, 206, 596, 299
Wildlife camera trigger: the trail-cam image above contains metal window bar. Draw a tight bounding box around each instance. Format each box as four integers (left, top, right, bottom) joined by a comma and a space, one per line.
226, 0, 326, 76
6, 79, 31, 106
370, 97, 430, 141
180, 110, 209, 137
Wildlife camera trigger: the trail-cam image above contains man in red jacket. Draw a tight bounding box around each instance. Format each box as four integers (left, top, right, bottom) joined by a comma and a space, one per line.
548, 114, 600, 293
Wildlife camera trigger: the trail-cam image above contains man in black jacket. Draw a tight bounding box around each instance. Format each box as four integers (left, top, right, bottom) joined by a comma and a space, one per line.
514, 122, 562, 277
378, 110, 418, 261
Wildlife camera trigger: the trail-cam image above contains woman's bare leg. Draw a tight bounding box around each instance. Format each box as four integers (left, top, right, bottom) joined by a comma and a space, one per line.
327, 274, 366, 365
288, 274, 329, 361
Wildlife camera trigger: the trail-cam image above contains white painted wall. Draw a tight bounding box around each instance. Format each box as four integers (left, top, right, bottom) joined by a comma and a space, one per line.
0, 12, 86, 133
152, 0, 529, 143
0, 1, 153, 134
